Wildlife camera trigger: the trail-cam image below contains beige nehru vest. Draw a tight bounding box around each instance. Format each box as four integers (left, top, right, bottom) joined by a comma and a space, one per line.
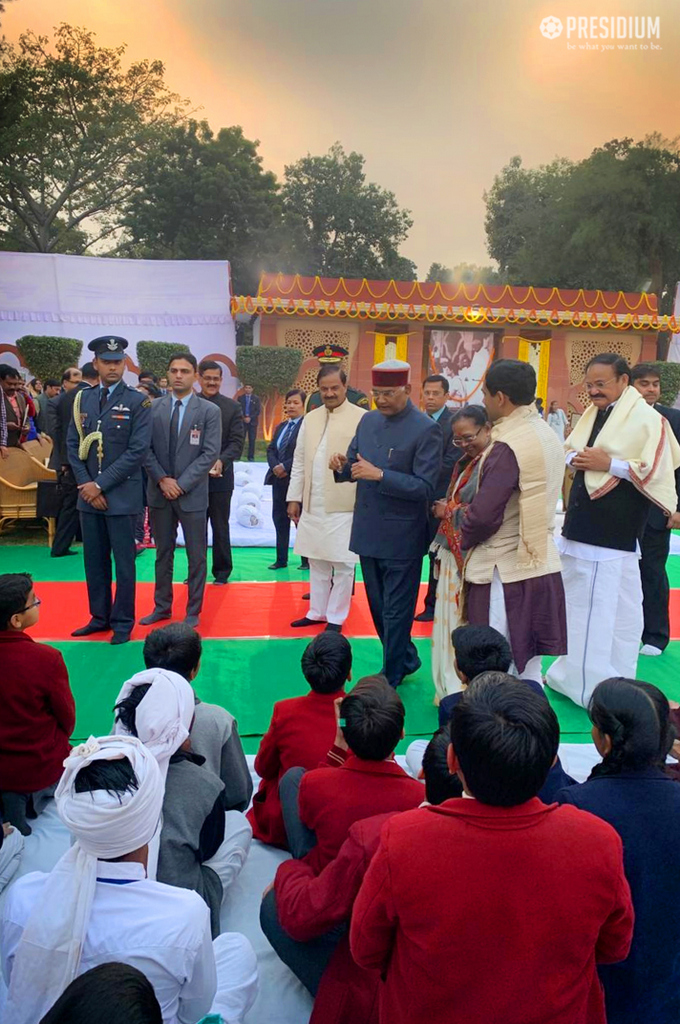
291, 399, 366, 514
464, 414, 564, 584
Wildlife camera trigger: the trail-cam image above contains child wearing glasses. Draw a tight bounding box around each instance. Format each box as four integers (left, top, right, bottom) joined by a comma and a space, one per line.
0, 573, 75, 835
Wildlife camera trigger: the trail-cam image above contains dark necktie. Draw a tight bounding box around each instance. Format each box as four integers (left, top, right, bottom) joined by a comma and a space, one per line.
279, 421, 293, 459
99, 387, 109, 412
168, 399, 182, 476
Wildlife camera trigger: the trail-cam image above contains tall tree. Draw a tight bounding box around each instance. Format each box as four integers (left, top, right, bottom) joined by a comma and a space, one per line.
281, 143, 417, 280
0, 24, 187, 253
426, 261, 504, 285
484, 138, 680, 313
122, 120, 286, 294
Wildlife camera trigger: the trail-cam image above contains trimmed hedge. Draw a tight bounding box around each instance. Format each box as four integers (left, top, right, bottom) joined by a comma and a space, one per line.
236, 346, 303, 396
136, 341, 192, 380
648, 361, 680, 407
15, 335, 83, 381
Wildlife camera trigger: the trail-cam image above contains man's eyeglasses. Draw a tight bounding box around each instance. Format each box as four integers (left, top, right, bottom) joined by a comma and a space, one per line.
584, 377, 619, 392
453, 429, 483, 448
371, 388, 404, 399
20, 598, 41, 613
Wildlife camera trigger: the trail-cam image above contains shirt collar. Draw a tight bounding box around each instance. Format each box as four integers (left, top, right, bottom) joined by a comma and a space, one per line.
100, 380, 122, 398
430, 406, 446, 422
341, 754, 408, 777
285, 416, 302, 425
171, 392, 193, 408
95, 860, 146, 881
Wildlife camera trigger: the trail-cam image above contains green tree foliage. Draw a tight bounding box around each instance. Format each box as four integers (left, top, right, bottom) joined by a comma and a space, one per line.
15, 335, 82, 380
235, 345, 303, 398
122, 121, 288, 295
484, 138, 680, 313
281, 143, 416, 280
0, 24, 187, 254
425, 261, 504, 285
135, 341, 191, 379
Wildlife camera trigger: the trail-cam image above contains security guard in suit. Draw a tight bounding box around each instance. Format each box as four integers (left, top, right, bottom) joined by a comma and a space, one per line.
305, 344, 369, 412
67, 336, 152, 644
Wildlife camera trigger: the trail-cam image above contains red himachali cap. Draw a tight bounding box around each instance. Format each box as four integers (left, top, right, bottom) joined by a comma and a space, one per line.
372, 359, 411, 387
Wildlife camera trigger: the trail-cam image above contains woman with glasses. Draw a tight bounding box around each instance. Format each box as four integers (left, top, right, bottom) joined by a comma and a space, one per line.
430, 406, 492, 699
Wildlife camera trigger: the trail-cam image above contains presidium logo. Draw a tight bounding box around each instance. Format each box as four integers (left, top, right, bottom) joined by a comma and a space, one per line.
539, 14, 661, 50
540, 16, 563, 39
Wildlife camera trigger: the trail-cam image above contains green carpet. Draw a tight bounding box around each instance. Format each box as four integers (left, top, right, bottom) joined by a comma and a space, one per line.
4, 542, 680, 752
0, 544, 430, 584
50, 635, 680, 754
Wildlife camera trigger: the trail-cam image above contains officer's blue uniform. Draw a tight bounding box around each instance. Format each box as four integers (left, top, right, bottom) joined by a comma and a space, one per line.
335, 399, 441, 686
67, 338, 151, 640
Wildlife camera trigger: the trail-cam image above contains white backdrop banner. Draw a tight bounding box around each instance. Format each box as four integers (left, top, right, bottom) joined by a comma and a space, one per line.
0, 252, 238, 394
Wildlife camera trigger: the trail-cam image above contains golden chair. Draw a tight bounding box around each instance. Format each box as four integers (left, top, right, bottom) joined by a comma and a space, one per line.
0, 446, 58, 541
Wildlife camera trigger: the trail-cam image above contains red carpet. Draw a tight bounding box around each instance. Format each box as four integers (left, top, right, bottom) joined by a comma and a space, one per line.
30, 581, 434, 641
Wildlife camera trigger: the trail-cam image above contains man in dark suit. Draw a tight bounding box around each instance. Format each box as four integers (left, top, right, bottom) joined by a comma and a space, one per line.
67, 338, 151, 644
198, 360, 245, 584
51, 362, 100, 558
330, 360, 441, 687
141, 353, 221, 628
265, 389, 306, 569
414, 373, 460, 621
238, 384, 261, 461
631, 363, 680, 655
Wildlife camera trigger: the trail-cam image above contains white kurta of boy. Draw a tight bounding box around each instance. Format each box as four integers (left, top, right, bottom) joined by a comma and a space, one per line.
292, 421, 359, 564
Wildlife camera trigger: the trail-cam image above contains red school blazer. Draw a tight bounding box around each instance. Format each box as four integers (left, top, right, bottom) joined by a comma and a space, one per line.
0, 630, 76, 793
275, 811, 397, 1024
298, 754, 424, 875
351, 798, 635, 1024
247, 690, 344, 848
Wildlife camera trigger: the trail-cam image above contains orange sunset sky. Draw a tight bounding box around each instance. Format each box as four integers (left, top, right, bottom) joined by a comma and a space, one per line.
4, 0, 680, 278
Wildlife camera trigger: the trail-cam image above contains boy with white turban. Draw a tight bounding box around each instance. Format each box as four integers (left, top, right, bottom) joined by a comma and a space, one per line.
113, 667, 252, 937
1, 736, 258, 1024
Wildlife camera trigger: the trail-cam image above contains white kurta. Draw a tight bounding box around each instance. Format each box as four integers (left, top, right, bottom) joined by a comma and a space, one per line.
292, 423, 358, 565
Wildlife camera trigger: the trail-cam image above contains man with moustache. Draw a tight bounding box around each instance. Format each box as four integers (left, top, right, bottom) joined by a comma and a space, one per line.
546, 353, 680, 707
197, 360, 244, 585
287, 364, 366, 632
330, 360, 441, 687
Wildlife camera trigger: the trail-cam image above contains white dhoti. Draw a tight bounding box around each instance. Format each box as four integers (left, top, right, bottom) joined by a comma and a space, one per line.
210, 931, 259, 1023
546, 552, 642, 708
431, 547, 464, 701
292, 427, 357, 626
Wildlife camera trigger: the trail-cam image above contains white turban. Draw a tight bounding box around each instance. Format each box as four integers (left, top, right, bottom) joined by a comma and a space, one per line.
113, 667, 195, 781
7, 736, 164, 1024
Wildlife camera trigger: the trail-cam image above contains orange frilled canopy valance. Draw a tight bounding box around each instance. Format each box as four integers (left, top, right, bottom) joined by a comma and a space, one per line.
231, 273, 673, 331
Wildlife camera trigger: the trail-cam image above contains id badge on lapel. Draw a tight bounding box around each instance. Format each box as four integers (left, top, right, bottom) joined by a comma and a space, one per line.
189, 426, 201, 446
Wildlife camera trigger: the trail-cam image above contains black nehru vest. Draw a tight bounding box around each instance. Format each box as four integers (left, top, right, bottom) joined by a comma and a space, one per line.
563, 407, 651, 551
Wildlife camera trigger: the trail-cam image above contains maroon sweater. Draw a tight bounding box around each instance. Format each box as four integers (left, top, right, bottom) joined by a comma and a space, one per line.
0, 631, 75, 792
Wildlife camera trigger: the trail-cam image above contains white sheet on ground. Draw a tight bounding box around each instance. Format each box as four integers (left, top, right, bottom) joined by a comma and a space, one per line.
0, 746, 606, 1023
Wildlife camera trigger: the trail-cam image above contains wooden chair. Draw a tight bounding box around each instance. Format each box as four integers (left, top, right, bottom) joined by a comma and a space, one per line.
0, 447, 58, 540
22, 435, 54, 465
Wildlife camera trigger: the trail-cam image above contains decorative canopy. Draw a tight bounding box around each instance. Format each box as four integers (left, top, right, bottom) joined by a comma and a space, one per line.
231, 273, 672, 332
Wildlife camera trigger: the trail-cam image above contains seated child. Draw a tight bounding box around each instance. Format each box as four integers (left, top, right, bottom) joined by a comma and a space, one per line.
261, 727, 463, 1019
248, 632, 352, 848
114, 667, 252, 937
281, 675, 424, 874
0, 572, 75, 834
143, 622, 253, 811
428, 625, 574, 802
